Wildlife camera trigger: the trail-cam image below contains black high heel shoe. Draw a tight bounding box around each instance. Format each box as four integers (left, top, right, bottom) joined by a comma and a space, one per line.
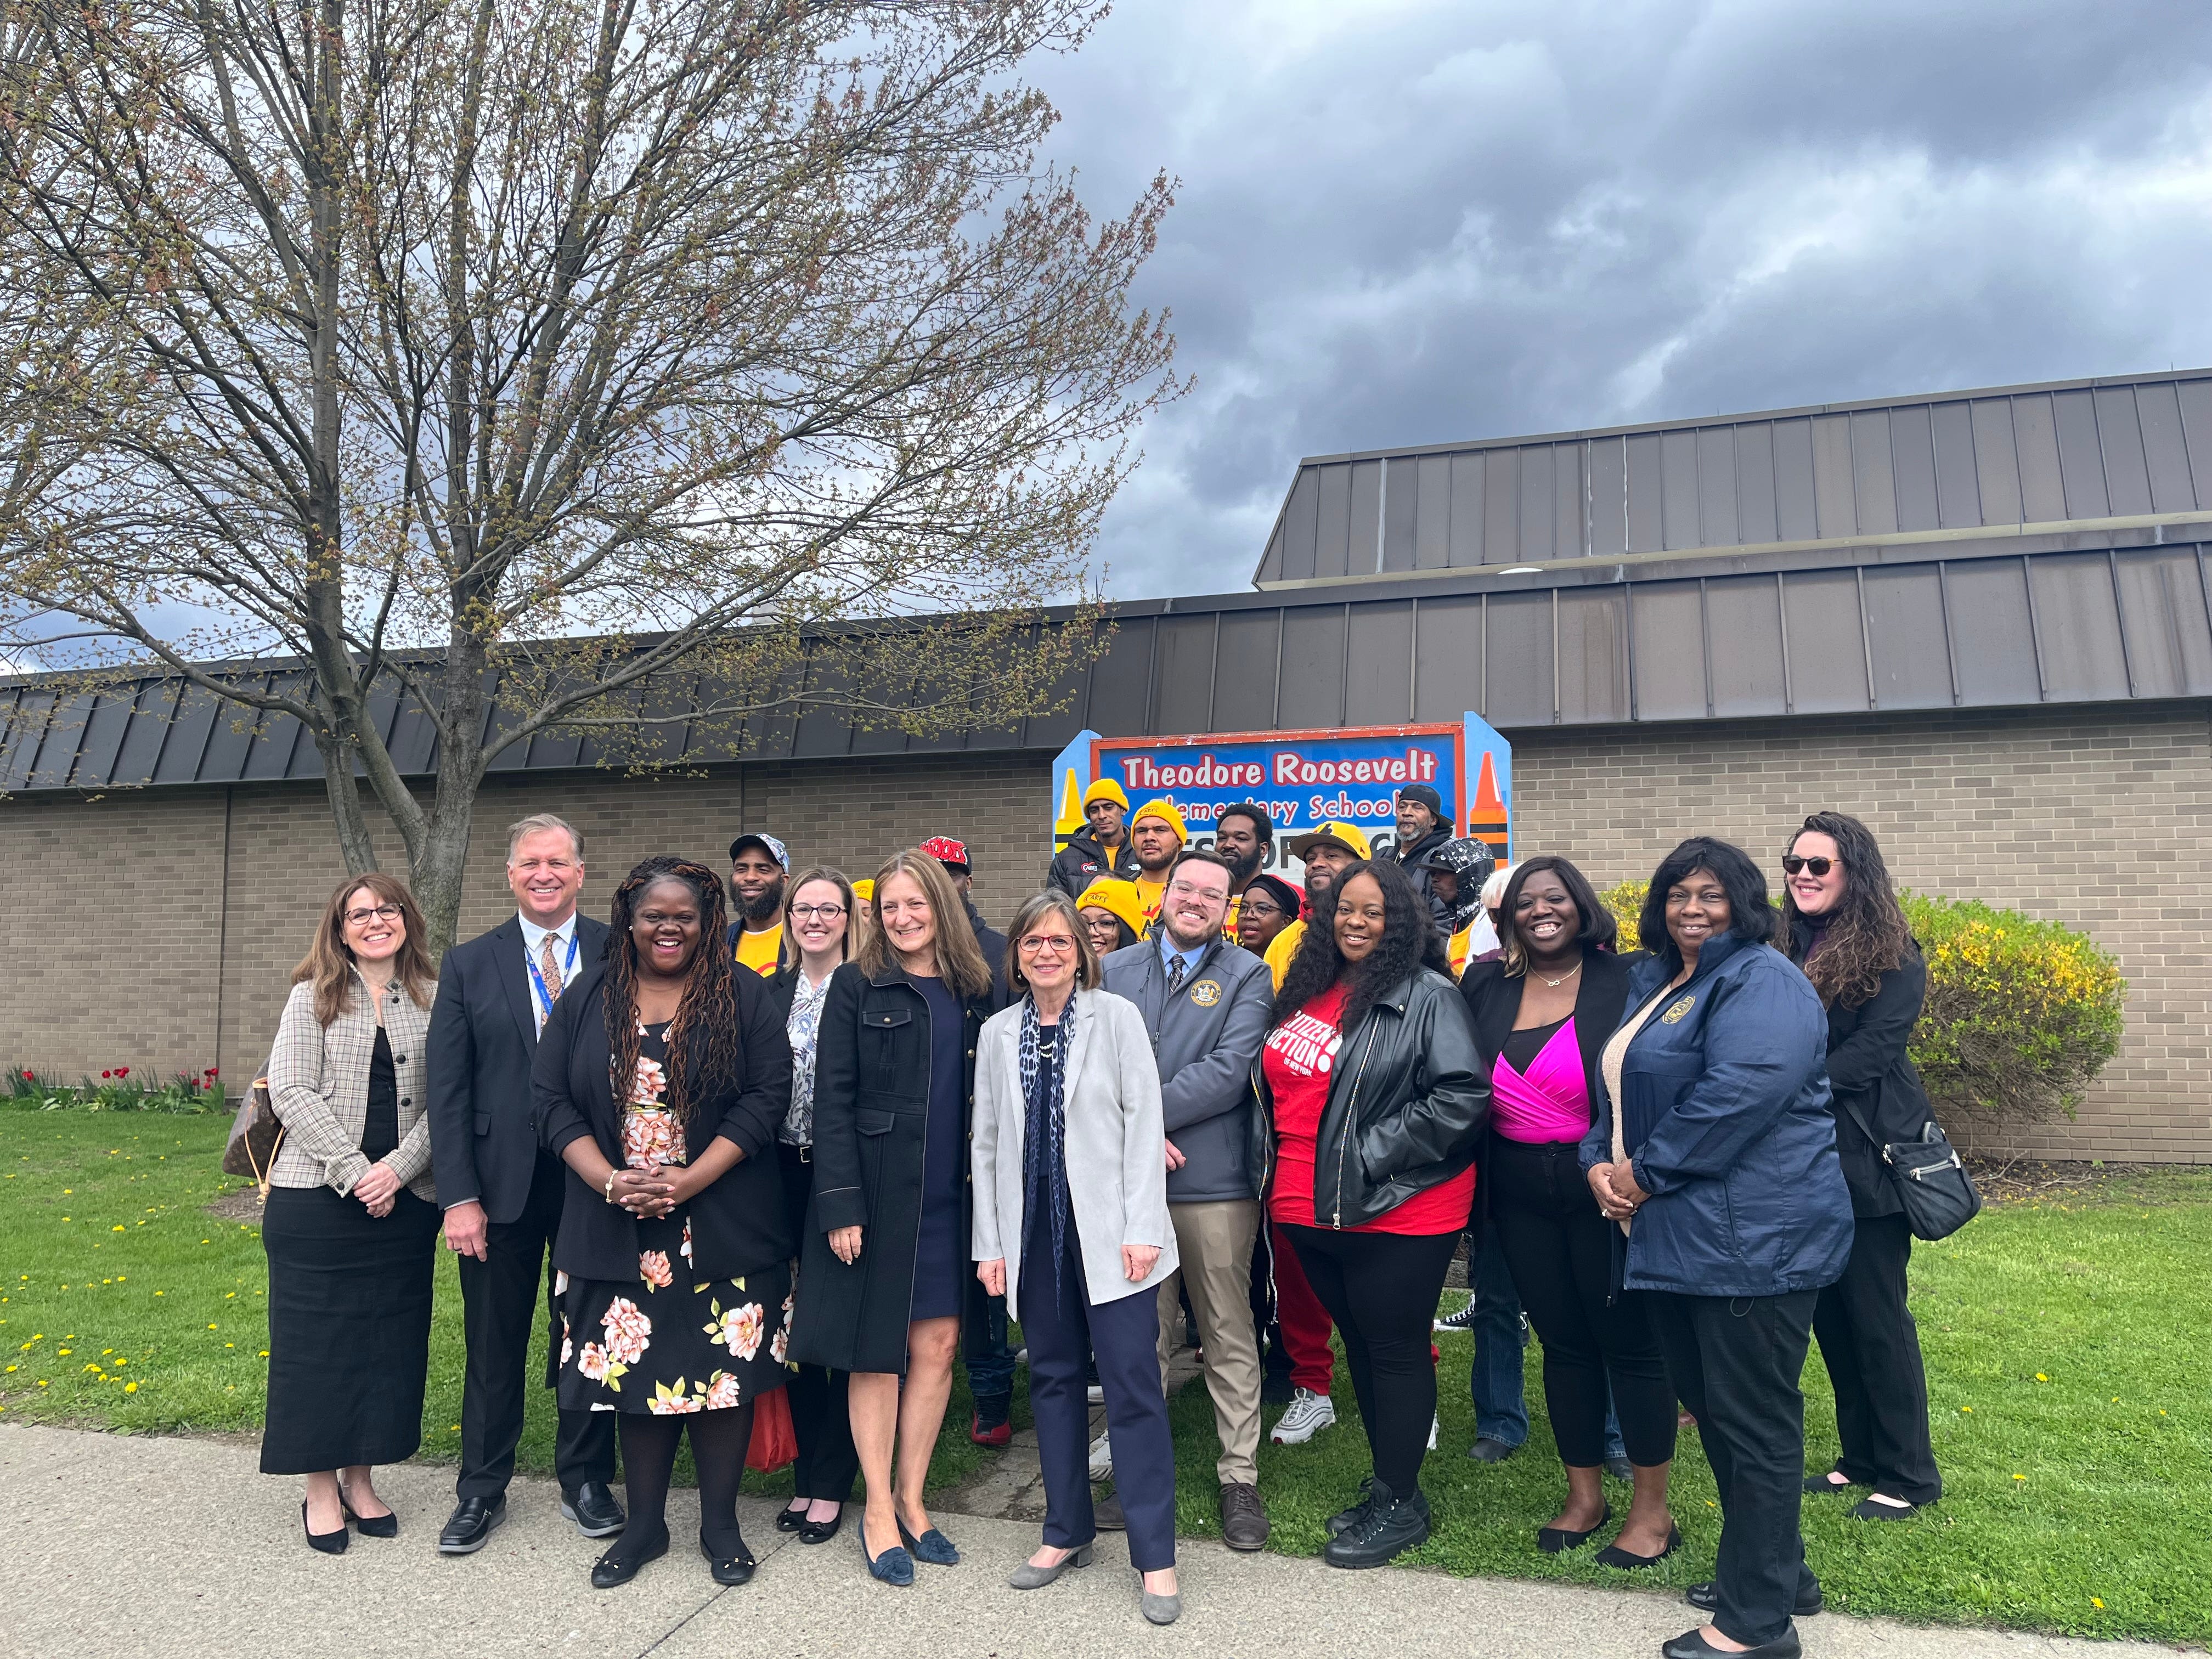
302, 1500, 349, 1555
1536, 1501, 1611, 1554
339, 1489, 398, 1539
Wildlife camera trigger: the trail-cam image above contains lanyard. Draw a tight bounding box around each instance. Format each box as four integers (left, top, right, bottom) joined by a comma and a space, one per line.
525, 929, 582, 1021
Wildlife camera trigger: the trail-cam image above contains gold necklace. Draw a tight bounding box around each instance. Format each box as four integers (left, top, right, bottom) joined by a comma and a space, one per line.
1534, 958, 1582, 989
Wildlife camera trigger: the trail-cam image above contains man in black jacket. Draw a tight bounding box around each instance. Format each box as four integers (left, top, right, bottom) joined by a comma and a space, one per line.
1047, 778, 1139, 898
1388, 784, 1455, 932
426, 813, 622, 1555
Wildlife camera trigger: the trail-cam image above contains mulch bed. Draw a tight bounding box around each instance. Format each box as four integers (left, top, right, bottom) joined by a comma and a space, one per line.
1962, 1158, 2177, 1204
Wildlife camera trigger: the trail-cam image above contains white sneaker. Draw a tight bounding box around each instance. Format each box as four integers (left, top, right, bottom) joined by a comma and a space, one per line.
1088, 1430, 1113, 1481
1269, 1387, 1337, 1445
1427, 1413, 1440, 1451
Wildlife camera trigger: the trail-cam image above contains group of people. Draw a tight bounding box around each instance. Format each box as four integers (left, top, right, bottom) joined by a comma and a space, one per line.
256, 791, 1948, 1659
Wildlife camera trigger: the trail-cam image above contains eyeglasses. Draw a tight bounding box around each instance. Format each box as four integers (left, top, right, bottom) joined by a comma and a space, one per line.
790, 904, 847, 922
344, 904, 404, 926
1780, 856, 1837, 877
1018, 934, 1079, 955
1240, 896, 1283, 919
1165, 879, 1226, 903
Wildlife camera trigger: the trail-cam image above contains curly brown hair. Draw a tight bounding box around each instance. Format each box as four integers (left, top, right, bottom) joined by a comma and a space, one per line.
293, 871, 437, 1026
1781, 811, 1916, 1009
604, 858, 737, 1123
1269, 858, 1448, 1037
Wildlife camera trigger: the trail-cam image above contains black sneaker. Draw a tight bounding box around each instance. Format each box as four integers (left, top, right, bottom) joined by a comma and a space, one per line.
1325, 1476, 1374, 1537
1323, 1479, 1430, 1568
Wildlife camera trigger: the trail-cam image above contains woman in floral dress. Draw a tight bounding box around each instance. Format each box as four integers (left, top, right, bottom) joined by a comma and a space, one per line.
537, 857, 798, 1589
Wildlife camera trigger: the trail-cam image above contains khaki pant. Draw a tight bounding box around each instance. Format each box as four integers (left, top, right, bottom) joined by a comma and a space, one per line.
1155, 1198, 1263, 1485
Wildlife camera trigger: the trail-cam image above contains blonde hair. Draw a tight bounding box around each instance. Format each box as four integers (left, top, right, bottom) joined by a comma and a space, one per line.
855, 851, 994, 999
1005, 891, 1099, 998
292, 871, 437, 1025
506, 812, 583, 860
780, 866, 858, 972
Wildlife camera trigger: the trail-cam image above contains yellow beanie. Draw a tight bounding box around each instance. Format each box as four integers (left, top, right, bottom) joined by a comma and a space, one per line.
1082, 777, 1130, 811
1075, 877, 1148, 940
1131, 797, 1187, 844
851, 879, 874, 901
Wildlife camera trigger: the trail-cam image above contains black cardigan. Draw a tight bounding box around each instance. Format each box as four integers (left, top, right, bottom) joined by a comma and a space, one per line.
1458, 947, 1648, 1220
533, 961, 796, 1282
1786, 922, 1934, 1219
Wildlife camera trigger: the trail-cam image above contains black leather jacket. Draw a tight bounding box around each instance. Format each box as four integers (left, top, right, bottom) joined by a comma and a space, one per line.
1250, 967, 1491, 1229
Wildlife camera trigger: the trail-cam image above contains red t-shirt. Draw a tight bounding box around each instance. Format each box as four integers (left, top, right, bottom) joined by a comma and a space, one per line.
1264, 983, 1476, 1236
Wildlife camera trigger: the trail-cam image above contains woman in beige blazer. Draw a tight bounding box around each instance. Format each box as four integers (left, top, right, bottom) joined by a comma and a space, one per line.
972, 891, 1182, 1624
262, 871, 439, 1553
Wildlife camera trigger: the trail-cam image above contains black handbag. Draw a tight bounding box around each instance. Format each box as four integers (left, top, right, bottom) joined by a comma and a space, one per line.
1838, 1094, 1981, 1242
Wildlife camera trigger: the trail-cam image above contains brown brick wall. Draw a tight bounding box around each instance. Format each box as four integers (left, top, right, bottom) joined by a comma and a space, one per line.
2, 710, 2205, 1161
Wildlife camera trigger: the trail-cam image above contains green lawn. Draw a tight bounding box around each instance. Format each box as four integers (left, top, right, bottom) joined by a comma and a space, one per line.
4, 1110, 2205, 1643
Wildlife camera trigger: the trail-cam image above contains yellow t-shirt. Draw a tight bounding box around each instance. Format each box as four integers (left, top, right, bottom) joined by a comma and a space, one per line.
1448, 923, 1474, 978
1135, 877, 1167, 928
1265, 918, 1305, 990
734, 927, 781, 978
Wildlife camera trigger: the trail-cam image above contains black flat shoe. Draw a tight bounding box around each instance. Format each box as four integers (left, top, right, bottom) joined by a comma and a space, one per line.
798, 1507, 844, 1545
1662, 1626, 1801, 1658
590, 1530, 670, 1589
338, 1490, 397, 1539
302, 1500, 349, 1555
701, 1534, 757, 1585
438, 1495, 506, 1555
777, 1503, 808, 1533
1596, 1523, 1681, 1568
1537, 1502, 1612, 1554
1688, 1579, 1822, 1617
1802, 1472, 1856, 1496
1851, 1495, 1921, 1521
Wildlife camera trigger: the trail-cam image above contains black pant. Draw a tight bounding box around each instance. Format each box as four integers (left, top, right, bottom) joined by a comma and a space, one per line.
1813, 1212, 1942, 1504
1283, 1224, 1458, 1495
1488, 1139, 1676, 1468
778, 1143, 860, 1502
1649, 1290, 1821, 1648
455, 1153, 618, 1499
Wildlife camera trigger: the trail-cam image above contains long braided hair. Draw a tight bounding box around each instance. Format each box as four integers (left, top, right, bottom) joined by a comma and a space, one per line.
603, 857, 738, 1122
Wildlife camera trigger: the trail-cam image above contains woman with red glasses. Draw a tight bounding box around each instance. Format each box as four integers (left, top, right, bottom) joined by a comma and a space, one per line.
1781, 812, 1944, 1523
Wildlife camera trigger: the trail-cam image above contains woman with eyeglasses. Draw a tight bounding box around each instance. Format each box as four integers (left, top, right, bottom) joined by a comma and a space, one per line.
262, 873, 441, 1551
768, 867, 862, 1544
1584, 838, 1853, 1659
1233, 872, 1301, 958
1782, 813, 1944, 1523
1075, 875, 1147, 958
972, 891, 1182, 1623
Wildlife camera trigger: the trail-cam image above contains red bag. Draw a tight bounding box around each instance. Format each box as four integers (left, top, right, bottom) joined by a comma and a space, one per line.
747, 1385, 798, 1472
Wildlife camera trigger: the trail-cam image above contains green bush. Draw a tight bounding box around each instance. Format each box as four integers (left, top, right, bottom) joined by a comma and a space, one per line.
4, 1064, 223, 1114
1595, 882, 2125, 1149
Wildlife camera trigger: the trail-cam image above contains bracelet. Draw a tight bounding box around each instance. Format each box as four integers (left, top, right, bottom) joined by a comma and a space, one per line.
603, 1168, 619, 1203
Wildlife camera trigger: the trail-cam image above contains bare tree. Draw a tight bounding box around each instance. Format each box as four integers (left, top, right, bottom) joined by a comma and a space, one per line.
0, 0, 1177, 948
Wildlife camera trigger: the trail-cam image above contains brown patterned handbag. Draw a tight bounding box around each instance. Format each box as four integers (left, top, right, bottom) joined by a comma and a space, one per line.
221, 1071, 285, 1198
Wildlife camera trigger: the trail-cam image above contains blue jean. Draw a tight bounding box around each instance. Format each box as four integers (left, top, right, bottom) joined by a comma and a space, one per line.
963, 1276, 1014, 1410
1468, 1218, 1625, 1460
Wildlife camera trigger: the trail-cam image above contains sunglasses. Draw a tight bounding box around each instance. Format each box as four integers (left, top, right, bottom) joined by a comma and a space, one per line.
1781, 855, 1837, 876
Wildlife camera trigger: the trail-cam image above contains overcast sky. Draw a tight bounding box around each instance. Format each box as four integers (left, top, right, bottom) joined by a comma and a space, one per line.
1032, 0, 2212, 600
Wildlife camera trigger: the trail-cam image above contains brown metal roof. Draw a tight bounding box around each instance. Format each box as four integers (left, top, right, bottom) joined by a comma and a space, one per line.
1252, 368, 2212, 587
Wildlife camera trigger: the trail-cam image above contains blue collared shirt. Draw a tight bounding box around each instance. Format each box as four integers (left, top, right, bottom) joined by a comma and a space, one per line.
1159, 932, 1205, 984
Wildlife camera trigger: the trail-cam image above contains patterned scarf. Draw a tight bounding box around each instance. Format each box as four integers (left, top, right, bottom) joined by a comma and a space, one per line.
1018, 991, 1077, 1301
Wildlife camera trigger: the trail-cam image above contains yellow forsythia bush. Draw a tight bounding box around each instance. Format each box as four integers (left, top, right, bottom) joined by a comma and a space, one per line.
1596, 881, 2125, 1143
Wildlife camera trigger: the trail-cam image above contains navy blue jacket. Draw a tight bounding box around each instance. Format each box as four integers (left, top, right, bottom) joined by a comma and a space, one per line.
1579, 932, 1853, 1298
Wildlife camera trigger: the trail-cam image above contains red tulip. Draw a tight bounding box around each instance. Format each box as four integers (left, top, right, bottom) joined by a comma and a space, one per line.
20, 1070, 31, 1080
101, 1070, 112, 1079
117, 1066, 130, 1079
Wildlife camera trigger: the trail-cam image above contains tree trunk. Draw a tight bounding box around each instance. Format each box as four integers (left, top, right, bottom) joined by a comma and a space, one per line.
312, 729, 382, 876
408, 782, 478, 965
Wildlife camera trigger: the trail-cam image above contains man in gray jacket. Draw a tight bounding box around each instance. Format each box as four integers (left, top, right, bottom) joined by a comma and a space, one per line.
1102, 847, 1276, 1550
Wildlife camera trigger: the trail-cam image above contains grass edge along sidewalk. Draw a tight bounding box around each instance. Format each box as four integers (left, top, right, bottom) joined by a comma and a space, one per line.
2, 1109, 2205, 1646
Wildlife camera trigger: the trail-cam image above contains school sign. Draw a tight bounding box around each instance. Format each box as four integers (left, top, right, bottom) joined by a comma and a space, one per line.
1050, 715, 1512, 877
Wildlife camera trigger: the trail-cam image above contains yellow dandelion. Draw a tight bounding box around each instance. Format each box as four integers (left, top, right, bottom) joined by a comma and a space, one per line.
2034, 1373, 2047, 1382
1961, 1406, 1973, 1413
123, 1381, 138, 1393
2092, 1598, 2104, 1609
2012, 1474, 2025, 1481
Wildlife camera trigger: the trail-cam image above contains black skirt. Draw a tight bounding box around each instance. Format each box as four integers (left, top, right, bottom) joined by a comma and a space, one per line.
259, 1183, 439, 1474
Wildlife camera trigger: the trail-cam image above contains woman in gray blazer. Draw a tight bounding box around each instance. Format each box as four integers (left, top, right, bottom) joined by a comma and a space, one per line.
262, 872, 439, 1553
972, 891, 1182, 1624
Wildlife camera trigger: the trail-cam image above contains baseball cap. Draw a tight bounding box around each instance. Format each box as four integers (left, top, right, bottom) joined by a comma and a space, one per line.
727, 832, 789, 870
1286, 821, 1372, 861
920, 834, 972, 872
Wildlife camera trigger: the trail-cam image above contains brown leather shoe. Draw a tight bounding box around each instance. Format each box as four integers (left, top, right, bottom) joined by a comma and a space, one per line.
1220, 1481, 1270, 1551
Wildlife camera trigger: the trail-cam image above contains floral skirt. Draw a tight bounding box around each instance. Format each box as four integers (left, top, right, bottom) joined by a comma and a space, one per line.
555, 1207, 793, 1416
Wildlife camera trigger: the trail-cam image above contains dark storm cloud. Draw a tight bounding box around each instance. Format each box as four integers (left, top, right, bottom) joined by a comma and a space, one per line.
1031, 0, 2212, 596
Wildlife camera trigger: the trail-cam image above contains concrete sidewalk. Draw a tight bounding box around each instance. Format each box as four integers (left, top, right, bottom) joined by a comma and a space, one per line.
0, 1423, 2175, 1659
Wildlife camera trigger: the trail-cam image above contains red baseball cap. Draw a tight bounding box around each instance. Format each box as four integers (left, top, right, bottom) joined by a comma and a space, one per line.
920, 835, 971, 871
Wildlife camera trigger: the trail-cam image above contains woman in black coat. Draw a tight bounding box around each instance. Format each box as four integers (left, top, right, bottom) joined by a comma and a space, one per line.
1782, 811, 1944, 1519
535, 858, 794, 1590
789, 851, 1002, 1587
1459, 857, 1678, 1567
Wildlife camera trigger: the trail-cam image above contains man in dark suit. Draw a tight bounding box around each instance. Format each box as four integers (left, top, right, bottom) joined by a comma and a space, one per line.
427, 812, 622, 1554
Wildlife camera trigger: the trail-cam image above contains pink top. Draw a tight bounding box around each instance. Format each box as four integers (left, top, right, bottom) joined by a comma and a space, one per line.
1492, 1018, 1590, 1144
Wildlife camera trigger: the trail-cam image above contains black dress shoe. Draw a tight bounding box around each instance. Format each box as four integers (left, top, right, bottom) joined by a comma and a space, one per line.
339, 1493, 398, 1539
1596, 1523, 1681, 1568
701, 1534, 756, 1585
798, 1507, 844, 1545
1323, 1479, 1430, 1569
1465, 1436, 1518, 1464
776, 1503, 808, 1533
591, 1529, 670, 1588
1851, 1495, 1921, 1521
1661, 1625, 1801, 1658
438, 1496, 507, 1555
1802, 1471, 1856, 1496
562, 1481, 627, 1539
1603, 1455, 1636, 1483
1537, 1502, 1611, 1554
1688, 1579, 1822, 1617
302, 1500, 349, 1555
